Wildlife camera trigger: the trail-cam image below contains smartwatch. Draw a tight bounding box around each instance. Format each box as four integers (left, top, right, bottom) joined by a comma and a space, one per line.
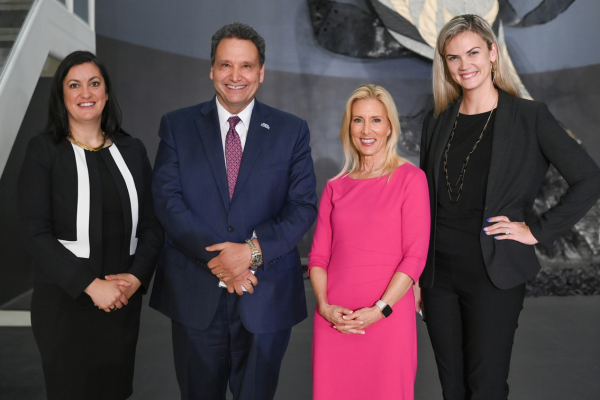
375, 300, 393, 318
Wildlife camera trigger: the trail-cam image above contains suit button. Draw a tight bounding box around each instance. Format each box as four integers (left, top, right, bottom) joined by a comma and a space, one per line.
228, 226, 234, 233
553, 241, 557, 247
192, 258, 198, 263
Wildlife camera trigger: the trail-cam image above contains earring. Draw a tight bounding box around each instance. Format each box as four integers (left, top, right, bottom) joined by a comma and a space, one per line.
491, 61, 497, 73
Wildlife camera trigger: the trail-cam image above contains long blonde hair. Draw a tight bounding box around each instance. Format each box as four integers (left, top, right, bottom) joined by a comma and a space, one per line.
332, 84, 406, 181
432, 14, 521, 116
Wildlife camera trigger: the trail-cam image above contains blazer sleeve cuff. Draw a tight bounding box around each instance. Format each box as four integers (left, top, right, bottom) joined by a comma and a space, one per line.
126, 262, 155, 294
529, 221, 556, 250
254, 224, 285, 269
65, 270, 97, 300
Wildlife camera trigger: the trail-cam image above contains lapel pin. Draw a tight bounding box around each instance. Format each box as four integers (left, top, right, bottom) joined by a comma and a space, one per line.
261, 123, 270, 130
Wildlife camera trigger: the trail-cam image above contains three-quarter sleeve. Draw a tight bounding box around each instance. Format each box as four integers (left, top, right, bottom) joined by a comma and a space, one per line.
307, 181, 334, 274
395, 170, 431, 282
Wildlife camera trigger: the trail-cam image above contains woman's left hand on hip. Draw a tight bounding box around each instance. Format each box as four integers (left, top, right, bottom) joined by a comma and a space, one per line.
484, 216, 539, 245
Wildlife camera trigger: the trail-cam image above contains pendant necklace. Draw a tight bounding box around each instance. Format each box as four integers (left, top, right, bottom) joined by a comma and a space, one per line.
443, 98, 496, 204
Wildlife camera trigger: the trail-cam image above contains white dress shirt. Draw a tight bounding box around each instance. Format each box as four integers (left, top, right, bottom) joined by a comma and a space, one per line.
216, 97, 255, 167
214, 97, 258, 291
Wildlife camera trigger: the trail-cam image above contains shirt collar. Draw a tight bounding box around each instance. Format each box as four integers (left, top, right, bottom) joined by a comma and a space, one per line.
215, 97, 255, 130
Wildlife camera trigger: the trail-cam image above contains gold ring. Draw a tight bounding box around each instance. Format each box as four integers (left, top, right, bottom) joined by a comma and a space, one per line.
219, 272, 223, 278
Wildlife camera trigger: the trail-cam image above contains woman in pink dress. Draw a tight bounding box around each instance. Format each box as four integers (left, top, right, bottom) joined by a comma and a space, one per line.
308, 84, 430, 399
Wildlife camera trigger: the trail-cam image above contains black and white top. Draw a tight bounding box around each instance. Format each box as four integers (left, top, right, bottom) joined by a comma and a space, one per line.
18, 132, 164, 299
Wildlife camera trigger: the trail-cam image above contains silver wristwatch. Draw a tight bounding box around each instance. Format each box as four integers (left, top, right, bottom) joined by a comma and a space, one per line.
245, 239, 263, 267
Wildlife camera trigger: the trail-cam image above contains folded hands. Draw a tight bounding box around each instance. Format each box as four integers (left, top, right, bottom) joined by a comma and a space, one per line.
319, 303, 383, 335
206, 241, 259, 295
84, 273, 141, 313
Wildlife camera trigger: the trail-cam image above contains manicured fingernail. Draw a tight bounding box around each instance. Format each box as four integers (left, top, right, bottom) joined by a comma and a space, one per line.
349, 310, 353, 313
494, 236, 498, 240
487, 218, 491, 222
361, 332, 365, 334
359, 321, 363, 324
342, 316, 346, 319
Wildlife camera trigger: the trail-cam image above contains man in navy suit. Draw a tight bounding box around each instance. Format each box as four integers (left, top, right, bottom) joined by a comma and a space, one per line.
149, 22, 317, 400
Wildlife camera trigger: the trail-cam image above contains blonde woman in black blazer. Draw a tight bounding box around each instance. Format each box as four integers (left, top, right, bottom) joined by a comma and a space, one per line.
415, 15, 600, 399
18, 51, 164, 400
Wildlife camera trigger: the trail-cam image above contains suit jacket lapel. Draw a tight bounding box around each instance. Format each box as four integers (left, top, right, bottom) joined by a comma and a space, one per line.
195, 99, 231, 211
233, 100, 269, 202
485, 89, 516, 210
433, 99, 462, 189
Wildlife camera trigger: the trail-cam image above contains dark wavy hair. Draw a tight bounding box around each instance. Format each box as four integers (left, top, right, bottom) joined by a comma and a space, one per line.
44, 50, 126, 141
210, 22, 266, 66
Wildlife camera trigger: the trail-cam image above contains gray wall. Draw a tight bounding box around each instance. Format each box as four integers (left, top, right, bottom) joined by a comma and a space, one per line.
504, 0, 600, 74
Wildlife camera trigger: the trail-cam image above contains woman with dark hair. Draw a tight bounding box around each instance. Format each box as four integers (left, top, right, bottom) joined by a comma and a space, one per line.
417, 15, 600, 399
18, 50, 163, 399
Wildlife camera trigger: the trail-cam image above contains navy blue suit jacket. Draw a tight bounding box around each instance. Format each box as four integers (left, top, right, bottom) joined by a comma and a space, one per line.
149, 98, 317, 334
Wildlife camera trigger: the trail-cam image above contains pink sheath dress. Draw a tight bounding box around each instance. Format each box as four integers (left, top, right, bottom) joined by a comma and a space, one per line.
308, 164, 430, 400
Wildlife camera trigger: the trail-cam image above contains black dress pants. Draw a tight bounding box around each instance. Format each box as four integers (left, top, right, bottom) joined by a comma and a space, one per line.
421, 252, 526, 400
171, 290, 292, 400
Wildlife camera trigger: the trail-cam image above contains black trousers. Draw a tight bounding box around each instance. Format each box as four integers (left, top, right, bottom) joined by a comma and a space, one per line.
421, 252, 526, 400
171, 290, 292, 400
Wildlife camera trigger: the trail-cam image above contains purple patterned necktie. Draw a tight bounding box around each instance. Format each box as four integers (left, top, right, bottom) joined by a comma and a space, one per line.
225, 116, 242, 200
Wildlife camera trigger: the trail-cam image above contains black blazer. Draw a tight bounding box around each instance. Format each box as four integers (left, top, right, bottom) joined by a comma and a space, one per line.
420, 89, 600, 289
18, 133, 164, 299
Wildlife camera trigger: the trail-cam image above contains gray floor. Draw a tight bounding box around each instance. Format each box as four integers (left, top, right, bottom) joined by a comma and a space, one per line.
1, 281, 599, 399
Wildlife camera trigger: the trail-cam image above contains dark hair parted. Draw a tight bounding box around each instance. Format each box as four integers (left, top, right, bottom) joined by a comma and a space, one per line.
210, 22, 266, 66
44, 50, 126, 141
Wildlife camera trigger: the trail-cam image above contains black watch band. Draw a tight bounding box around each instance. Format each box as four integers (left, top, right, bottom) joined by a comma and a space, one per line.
375, 300, 393, 318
